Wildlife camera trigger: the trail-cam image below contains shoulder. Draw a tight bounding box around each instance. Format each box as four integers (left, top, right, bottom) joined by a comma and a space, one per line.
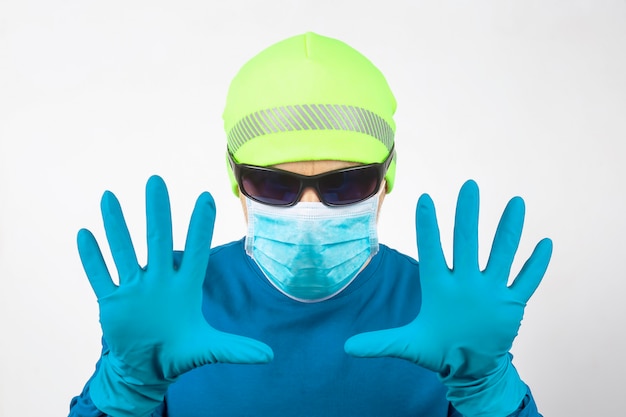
206, 238, 258, 276
379, 244, 418, 264
172, 239, 246, 268
210, 239, 245, 257
345, 244, 420, 300
341, 244, 422, 325
377, 244, 420, 271
372, 245, 421, 295
206, 239, 249, 270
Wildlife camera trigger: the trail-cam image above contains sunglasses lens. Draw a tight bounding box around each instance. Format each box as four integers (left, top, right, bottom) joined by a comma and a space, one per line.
318, 167, 380, 205
240, 169, 300, 206
236, 160, 385, 207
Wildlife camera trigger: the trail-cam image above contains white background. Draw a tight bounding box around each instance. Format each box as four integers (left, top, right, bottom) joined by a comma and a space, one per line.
1, 1, 625, 416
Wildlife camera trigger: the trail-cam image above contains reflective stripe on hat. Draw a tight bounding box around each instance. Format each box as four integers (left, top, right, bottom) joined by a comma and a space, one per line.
227, 104, 394, 154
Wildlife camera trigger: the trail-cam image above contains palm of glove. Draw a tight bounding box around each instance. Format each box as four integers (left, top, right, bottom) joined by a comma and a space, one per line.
345, 180, 552, 381
393, 259, 526, 380
93, 256, 260, 382
78, 176, 273, 386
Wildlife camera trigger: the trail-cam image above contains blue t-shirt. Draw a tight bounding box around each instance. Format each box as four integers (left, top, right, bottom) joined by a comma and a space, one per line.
69, 239, 540, 417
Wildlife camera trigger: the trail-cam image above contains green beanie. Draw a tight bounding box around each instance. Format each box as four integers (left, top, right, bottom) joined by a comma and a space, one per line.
223, 32, 397, 195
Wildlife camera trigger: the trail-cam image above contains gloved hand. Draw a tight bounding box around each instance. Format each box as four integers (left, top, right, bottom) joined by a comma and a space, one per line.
78, 175, 273, 417
345, 180, 552, 417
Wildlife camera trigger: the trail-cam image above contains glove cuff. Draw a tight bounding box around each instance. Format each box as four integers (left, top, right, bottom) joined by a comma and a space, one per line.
442, 354, 528, 417
90, 353, 172, 417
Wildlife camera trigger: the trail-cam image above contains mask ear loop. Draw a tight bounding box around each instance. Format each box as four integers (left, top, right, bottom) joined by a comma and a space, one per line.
369, 187, 382, 255
244, 196, 259, 257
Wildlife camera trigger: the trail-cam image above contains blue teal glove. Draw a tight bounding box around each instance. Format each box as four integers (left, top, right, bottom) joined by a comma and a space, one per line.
78, 176, 273, 417
345, 180, 552, 417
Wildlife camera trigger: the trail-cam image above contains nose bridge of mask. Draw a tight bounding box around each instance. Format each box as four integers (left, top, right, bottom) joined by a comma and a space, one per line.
246, 190, 380, 246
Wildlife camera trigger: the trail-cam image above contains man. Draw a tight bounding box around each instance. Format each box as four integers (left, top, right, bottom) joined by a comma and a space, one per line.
69, 32, 552, 416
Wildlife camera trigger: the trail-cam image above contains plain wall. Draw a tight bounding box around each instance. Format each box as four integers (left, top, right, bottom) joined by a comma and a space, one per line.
1, 1, 625, 415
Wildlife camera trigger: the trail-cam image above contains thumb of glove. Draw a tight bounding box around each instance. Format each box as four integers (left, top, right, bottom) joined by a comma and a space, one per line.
168, 328, 274, 378
201, 330, 275, 365
344, 326, 427, 364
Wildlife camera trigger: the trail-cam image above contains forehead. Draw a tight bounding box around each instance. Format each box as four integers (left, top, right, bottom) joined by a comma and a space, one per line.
272, 160, 362, 176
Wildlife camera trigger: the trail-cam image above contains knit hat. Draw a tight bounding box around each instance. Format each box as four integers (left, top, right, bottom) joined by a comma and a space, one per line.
223, 32, 397, 194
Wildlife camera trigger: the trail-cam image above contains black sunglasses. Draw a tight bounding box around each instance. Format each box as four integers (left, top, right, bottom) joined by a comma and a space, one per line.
228, 146, 394, 207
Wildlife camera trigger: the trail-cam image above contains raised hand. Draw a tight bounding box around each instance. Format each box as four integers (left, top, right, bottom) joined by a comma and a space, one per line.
345, 180, 552, 416
78, 175, 273, 416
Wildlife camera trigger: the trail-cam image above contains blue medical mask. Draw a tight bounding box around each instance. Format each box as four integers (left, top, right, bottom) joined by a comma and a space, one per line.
245, 191, 380, 303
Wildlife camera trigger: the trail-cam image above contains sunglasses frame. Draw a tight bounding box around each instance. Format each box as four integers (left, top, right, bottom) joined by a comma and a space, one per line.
228, 146, 395, 207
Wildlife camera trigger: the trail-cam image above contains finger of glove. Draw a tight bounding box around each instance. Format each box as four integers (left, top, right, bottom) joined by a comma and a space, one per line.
344, 328, 422, 363
453, 180, 480, 272
416, 193, 448, 273
146, 176, 173, 272
510, 238, 553, 302
101, 191, 140, 283
485, 196, 525, 281
77, 228, 117, 298
180, 192, 216, 280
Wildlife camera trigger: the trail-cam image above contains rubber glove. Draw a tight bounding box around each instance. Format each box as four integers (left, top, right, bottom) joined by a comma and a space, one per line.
78, 176, 273, 417
345, 180, 552, 417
